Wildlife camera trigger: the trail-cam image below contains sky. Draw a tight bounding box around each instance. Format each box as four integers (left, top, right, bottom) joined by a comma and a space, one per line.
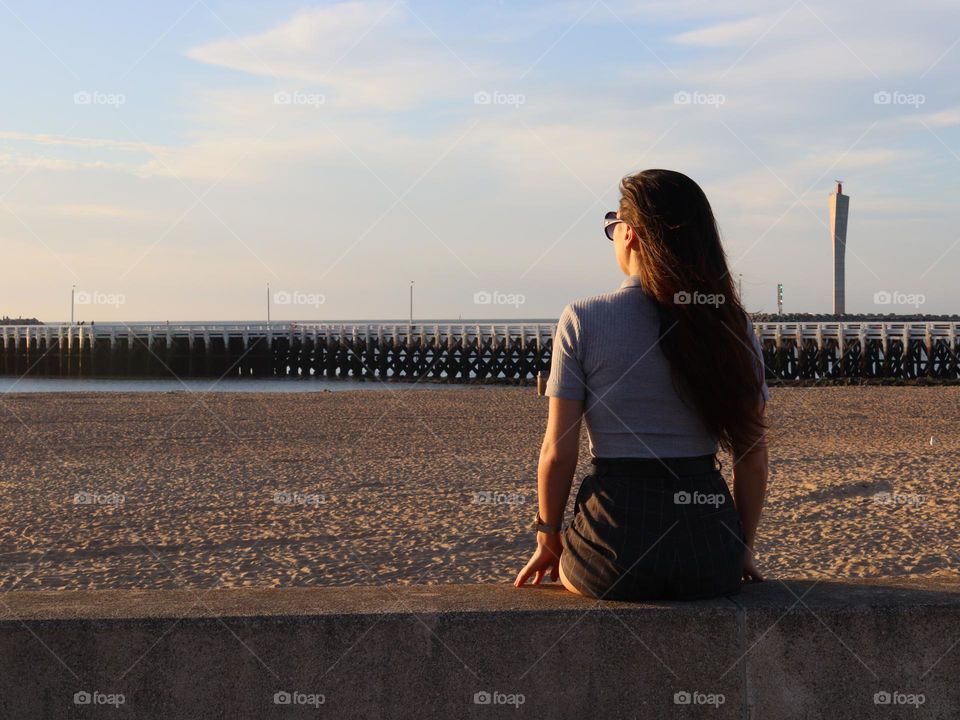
1, 0, 958, 321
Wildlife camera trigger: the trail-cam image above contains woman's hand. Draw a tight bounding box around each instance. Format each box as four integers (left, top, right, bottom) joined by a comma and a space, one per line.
742, 545, 765, 583
514, 532, 564, 587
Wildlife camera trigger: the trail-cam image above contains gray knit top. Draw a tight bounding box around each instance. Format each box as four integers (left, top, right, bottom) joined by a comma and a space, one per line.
545, 275, 769, 459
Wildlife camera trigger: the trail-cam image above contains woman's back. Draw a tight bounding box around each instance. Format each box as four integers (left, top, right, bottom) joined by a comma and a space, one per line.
546, 276, 767, 459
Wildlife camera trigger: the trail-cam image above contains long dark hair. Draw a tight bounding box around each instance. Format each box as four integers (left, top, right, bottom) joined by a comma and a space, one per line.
618, 169, 765, 455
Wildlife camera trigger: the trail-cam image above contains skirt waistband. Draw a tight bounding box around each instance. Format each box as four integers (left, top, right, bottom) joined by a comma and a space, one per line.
590, 454, 720, 477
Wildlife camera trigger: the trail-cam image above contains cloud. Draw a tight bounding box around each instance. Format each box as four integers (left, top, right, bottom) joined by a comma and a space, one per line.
187, 1, 400, 80
915, 106, 960, 127
0, 153, 112, 172
0, 131, 165, 175
0, 130, 164, 155
672, 13, 788, 48
186, 1, 477, 110
669, 2, 955, 87
55, 204, 157, 221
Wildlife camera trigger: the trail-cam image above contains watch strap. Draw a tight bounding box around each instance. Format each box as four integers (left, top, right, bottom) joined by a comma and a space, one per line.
535, 512, 562, 534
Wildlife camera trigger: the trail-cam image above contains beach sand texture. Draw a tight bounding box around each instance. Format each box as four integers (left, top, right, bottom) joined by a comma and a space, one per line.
0, 386, 956, 590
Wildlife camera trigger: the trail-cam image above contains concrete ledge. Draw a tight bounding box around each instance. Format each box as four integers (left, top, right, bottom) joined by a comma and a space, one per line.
2, 579, 958, 719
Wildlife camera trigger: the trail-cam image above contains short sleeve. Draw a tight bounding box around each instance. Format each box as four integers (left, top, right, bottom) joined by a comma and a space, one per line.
746, 317, 770, 403
545, 304, 586, 401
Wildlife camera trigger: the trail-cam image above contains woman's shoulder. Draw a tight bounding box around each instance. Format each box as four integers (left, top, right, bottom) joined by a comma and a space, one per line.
565, 285, 657, 321
555, 289, 657, 347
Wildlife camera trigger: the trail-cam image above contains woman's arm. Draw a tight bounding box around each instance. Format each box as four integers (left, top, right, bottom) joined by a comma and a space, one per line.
732, 400, 769, 581
537, 396, 584, 527
514, 396, 584, 587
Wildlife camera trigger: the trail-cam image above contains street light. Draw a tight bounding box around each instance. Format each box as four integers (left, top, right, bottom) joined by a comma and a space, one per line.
409, 281, 414, 325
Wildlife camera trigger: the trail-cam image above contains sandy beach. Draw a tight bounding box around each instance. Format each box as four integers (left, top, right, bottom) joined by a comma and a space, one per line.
0, 386, 957, 591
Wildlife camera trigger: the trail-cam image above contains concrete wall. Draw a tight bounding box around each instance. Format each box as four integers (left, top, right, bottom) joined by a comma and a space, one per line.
1, 579, 958, 719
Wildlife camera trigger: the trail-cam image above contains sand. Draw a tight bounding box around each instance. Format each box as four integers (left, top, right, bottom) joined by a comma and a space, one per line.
0, 386, 957, 591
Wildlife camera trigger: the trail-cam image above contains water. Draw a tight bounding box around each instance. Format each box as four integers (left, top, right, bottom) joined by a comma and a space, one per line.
0, 377, 475, 394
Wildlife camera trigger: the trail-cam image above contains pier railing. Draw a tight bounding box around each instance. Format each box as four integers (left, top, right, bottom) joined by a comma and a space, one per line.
753, 321, 959, 380
1, 321, 959, 381
0, 322, 556, 382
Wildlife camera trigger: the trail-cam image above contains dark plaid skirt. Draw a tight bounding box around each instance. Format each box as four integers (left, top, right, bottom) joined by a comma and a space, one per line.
560, 455, 746, 601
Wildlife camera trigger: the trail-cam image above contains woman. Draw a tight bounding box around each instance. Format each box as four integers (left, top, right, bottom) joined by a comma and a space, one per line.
514, 169, 769, 601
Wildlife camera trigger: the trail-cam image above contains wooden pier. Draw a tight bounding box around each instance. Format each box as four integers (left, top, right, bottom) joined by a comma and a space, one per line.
1, 321, 958, 382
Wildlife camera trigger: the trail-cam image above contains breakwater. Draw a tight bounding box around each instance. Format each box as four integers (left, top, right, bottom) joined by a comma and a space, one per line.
3, 581, 959, 719
1, 321, 959, 381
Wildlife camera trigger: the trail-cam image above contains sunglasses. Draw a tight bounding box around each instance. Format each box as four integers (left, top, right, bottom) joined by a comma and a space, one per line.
604, 211, 627, 241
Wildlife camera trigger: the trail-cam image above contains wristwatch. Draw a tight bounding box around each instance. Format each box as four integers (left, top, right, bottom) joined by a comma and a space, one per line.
535, 511, 563, 535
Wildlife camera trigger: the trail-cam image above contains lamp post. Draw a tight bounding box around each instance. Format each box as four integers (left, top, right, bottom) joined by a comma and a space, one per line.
267, 283, 271, 323
409, 281, 414, 325
70, 284, 75, 324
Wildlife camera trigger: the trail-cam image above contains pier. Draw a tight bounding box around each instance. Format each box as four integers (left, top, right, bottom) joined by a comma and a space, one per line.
1, 321, 959, 381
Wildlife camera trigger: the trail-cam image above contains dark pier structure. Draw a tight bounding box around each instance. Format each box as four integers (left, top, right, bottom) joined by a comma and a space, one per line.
1, 321, 959, 382
0, 323, 553, 383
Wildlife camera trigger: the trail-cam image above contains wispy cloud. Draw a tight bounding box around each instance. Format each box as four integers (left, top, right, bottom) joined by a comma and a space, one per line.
0, 130, 164, 155
186, 1, 477, 110
55, 204, 158, 221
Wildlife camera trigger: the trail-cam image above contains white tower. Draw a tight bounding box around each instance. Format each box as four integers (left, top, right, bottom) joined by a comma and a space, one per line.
829, 181, 849, 315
